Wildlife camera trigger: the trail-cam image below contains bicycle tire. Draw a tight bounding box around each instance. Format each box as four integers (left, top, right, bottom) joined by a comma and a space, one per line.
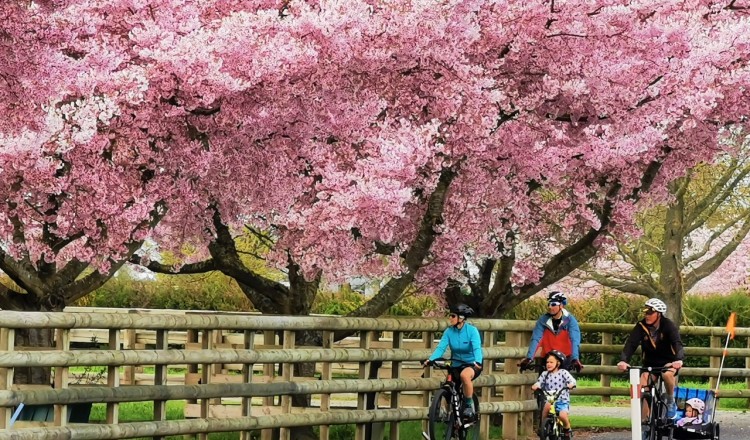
428, 389, 455, 440
540, 417, 560, 440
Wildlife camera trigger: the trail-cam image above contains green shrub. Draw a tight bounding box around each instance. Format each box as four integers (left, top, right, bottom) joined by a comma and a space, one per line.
79, 273, 251, 311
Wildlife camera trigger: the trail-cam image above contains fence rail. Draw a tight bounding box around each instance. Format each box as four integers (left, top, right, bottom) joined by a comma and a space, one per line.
0, 308, 747, 440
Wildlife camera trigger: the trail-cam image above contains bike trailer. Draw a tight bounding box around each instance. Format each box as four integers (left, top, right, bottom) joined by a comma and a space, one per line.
671, 387, 720, 440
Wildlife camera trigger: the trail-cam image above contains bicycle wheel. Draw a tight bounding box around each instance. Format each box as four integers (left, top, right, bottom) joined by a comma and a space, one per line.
428, 389, 455, 440
458, 395, 480, 440
540, 418, 557, 440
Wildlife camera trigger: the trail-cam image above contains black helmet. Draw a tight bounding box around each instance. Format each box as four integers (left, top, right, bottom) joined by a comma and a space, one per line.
547, 291, 567, 306
450, 303, 474, 318
547, 350, 566, 364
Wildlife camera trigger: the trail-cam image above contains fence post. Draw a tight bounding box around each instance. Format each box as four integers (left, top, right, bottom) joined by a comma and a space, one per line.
503, 331, 528, 440
106, 329, 120, 425
709, 336, 720, 391
153, 329, 169, 440
746, 337, 750, 409
389, 330, 403, 440
355, 330, 373, 440
320, 330, 334, 440
279, 330, 295, 440
260, 330, 275, 440
0, 328, 15, 429
123, 328, 137, 385
600, 332, 613, 403
240, 329, 254, 440
54, 328, 70, 426
478, 330, 493, 440
198, 329, 213, 440
422, 330, 434, 436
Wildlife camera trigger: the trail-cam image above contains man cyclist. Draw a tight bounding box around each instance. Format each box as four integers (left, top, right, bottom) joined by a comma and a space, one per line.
520, 291, 582, 372
617, 298, 684, 419
423, 303, 483, 419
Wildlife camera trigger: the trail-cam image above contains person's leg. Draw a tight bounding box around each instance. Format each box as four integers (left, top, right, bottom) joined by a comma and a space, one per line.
541, 402, 551, 420
559, 409, 570, 429
460, 366, 477, 416
662, 367, 678, 418
557, 402, 573, 439
640, 372, 651, 422
460, 366, 476, 399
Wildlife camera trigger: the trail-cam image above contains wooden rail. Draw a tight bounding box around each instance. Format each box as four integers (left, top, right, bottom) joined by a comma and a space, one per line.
0, 309, 747, 440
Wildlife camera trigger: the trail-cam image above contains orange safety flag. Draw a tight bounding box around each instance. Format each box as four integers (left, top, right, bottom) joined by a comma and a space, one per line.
726, 311, 737, 340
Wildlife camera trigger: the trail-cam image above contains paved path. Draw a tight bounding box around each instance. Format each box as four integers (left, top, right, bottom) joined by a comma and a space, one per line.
573, 407, 750, 440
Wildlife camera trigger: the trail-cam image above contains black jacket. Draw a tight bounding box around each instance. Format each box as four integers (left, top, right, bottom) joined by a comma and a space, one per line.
620, 316, 684, 367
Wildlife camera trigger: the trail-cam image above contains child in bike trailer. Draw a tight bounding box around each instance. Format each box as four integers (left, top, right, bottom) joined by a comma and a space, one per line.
676, 397, 705, 427
532, 350, 577, 440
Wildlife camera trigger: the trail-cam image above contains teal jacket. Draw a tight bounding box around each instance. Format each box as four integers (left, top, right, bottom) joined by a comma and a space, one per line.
429, 322, 483, 365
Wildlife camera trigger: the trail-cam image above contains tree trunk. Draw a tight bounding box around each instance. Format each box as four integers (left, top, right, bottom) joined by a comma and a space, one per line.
659, 187, 686, 325
13, 327, 54, 386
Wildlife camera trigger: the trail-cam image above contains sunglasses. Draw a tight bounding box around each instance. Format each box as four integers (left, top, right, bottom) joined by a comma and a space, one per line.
448, 313, 458, 319
548, 302, 562, 307
643, 308, 657, 315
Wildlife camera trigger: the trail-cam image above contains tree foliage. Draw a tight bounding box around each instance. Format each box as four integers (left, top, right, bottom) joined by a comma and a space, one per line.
577, 133, 750, 322
1, 0, 749, 321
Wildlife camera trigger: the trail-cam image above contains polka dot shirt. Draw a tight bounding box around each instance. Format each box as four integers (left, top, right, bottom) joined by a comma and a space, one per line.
534, 369, 577, 403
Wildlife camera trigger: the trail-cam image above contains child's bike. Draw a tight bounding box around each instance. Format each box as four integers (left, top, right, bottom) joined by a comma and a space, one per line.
421, 358, 480, 440
535, 387, 571, 440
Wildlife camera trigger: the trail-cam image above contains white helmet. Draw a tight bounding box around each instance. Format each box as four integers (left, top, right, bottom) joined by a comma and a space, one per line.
685, 398, 705, 414
644, 298, 667, 314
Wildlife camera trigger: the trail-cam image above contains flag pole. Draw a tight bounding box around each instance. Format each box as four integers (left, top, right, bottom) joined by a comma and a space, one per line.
714, 332, 731, 395
715, 311, 737, 396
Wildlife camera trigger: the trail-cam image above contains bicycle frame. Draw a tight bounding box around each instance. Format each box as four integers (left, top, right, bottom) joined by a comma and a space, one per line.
536, 388, 566, 440
631, 365, 676, 440
423, 359, 479, 440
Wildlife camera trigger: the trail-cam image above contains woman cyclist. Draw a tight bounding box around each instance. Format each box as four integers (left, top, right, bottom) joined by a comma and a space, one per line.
423, 303, 483, 419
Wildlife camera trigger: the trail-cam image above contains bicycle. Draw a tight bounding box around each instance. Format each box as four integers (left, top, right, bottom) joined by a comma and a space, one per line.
535, 387, 569, 440
629, 365, 677, 440
520, 359, 580, 437
421, 358, 480, 440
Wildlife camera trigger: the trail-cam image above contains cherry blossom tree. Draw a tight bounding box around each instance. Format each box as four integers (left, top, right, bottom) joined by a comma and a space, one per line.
2, 0, 750, 388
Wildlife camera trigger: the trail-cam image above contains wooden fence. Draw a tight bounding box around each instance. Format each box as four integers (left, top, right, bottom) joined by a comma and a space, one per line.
0, 308, 748, 440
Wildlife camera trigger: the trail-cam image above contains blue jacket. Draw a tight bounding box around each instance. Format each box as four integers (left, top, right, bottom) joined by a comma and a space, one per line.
429, 322, 483, 365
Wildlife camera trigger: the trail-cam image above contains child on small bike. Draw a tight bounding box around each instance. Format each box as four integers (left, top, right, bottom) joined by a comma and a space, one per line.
532, 350, 577, 440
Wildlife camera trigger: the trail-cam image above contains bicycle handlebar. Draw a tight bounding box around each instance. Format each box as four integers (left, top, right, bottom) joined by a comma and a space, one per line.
518, 361, 539, 372
625, 363, 675, 373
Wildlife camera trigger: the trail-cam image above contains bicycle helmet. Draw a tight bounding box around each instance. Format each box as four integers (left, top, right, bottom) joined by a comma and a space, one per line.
685, 398, 705, 414
547, 291, 567, 306
449, 303, 474, 318
644, 298, 667, 314
546, 349, 566, 365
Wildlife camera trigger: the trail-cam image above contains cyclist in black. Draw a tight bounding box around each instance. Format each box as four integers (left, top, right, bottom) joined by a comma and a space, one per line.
617, 298, 684, 420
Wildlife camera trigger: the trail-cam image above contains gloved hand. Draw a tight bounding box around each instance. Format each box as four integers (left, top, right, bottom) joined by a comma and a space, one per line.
519, 357, 532, 370
422, 359, 432, 367
571, 359, 584, 372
